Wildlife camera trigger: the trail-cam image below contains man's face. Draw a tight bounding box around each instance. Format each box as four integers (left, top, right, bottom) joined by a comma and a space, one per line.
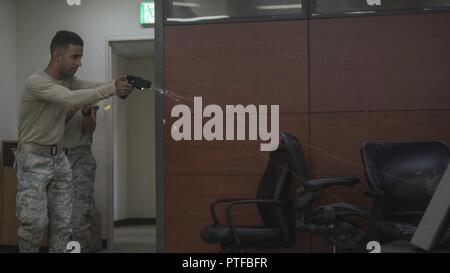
56, 44, 83, 78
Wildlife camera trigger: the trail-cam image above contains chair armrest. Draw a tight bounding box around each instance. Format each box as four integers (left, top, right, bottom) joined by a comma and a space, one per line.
224, 199, 288, 249
209, 198, 252, 225
365, 189, 386, 198
304, 176, 359, 189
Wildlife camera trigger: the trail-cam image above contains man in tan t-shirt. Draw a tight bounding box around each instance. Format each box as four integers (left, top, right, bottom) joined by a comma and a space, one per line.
62, 88, 101, 253
15, 30, 133, 253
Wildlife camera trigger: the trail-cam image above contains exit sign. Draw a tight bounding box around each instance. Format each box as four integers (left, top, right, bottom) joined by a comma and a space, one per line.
140, 2, 155, 24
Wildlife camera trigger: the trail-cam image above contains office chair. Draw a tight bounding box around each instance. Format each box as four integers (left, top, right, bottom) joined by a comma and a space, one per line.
361, 141, 450, 245
201, 132, 367, 252
290, 139, 372, 252
201, 132, 298, 252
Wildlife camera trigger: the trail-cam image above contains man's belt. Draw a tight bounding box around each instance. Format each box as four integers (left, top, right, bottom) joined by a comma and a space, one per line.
64, 146, 92, 156
19, 143, 65, 156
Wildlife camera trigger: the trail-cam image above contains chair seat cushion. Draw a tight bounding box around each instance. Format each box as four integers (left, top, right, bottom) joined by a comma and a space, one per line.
201, 224, 284, 246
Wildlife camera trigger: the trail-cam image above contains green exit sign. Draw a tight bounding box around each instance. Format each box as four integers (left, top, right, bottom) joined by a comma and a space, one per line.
140, 2, 155, 24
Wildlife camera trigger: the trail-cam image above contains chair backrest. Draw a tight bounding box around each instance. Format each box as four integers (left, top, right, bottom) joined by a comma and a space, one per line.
361, 141, 450, 223
256, 132, 309, 247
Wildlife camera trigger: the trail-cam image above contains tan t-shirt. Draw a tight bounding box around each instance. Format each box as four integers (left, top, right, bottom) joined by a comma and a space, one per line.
62, 80, 102, 149
62, 110, 93, 149
18, 70, 115, 146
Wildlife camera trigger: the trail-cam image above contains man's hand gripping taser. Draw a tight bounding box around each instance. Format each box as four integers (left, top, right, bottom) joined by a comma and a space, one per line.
119, 75, 152, 99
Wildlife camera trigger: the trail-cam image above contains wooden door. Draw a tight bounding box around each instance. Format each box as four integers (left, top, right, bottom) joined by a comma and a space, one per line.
1, 141, 48, 248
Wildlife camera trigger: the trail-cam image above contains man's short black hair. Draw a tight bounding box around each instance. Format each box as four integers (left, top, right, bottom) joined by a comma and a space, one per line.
50, 30, 84, 55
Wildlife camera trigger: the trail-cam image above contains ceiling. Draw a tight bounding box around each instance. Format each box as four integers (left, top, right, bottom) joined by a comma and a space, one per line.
111, 40, 154, 59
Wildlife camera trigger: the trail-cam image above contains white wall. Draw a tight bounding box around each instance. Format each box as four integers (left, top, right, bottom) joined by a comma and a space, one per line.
111, 53, 129, 221
15, 0, 155, 241
126, 57, 156, 219
112, 55, 156, 221
0, 0, 17, 141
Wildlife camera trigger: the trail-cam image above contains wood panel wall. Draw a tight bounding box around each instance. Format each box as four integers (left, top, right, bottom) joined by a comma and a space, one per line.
163, 12, 450, 252
164, 20, 310, 252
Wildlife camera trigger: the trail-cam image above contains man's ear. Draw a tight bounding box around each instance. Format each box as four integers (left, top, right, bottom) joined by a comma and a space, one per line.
53, 47, 63, 62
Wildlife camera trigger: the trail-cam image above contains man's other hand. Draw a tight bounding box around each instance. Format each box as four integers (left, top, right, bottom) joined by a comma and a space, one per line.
66, 106, 81, 123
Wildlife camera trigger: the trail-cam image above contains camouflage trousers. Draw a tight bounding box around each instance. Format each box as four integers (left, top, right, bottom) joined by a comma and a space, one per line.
66, 146, 96, 253
15, 151, 73, 253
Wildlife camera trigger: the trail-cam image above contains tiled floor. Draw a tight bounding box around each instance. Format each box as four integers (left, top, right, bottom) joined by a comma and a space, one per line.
100, 225, 156, 253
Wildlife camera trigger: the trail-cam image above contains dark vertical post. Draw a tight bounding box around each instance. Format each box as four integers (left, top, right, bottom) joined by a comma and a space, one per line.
155, 0, 165, 253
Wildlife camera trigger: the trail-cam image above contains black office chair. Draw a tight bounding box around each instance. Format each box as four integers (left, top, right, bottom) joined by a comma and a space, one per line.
201, 133, 298, 252
201, 132, 366, 252
361, 141, 450, 245
291, 142, 372, 252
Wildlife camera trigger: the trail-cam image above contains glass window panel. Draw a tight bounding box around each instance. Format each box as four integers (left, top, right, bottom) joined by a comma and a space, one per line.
311, 0, 450, 18
164, 0, 305, 24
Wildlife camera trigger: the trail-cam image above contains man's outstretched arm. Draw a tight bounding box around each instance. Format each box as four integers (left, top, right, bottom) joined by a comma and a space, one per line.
27, 74, 133, 107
